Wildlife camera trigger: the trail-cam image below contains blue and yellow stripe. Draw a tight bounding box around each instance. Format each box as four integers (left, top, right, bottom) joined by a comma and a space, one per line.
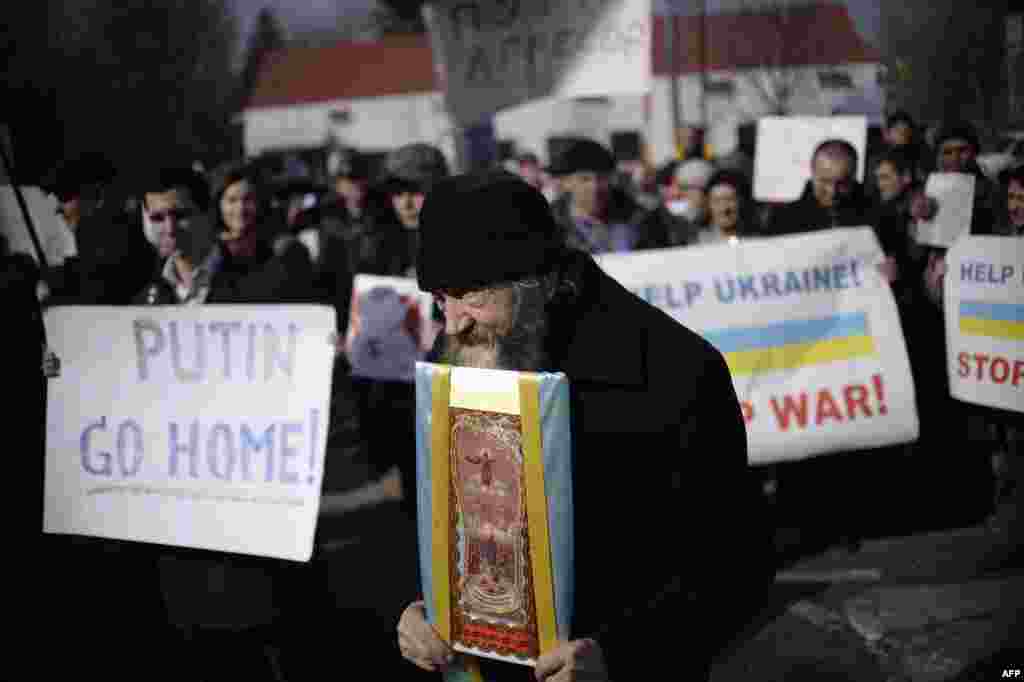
959, 301, 1024, 341
703, 313, 876, 376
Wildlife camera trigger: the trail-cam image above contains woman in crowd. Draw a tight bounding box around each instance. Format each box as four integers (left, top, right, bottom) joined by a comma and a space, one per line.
209, 160, 315, 303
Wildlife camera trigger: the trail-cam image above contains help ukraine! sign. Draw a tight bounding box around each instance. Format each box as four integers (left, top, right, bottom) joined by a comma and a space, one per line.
597, 228, 919, 465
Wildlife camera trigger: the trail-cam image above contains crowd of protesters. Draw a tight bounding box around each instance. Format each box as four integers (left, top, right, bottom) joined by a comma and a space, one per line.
2, 110, 1022, 680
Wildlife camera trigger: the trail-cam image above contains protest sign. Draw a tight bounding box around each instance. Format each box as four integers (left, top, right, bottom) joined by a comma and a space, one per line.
915, 172, 976, 247
345, 274, 439, 382
43, 305, 337, 561
596, 228, 919, 465
944, 236, 1024, 414
423, 0, 651, 125
753, 116, 868, 203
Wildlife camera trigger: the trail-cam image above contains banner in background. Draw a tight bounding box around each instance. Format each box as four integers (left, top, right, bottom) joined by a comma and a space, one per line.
43, 305, 337, 561
0, 185, 72, 264
423, 0, 651, 125
597, 228, 919, 464
753, 116, 867, 203
944, 236, 1024, 414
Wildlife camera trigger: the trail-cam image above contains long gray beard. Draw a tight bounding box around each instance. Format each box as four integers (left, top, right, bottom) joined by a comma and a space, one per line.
438, 286, 550, 372
438, 320, 548, 371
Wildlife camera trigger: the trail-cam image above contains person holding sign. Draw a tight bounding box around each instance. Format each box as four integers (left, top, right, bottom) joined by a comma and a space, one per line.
908, 122, 1005, 527
982, 165, 1024, 530
764, 138, 873, 237
396, 171, 772, 680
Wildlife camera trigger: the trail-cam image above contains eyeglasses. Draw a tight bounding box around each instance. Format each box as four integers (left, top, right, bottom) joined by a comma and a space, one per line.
432, 287, 499, 310
148, 208, 194, 223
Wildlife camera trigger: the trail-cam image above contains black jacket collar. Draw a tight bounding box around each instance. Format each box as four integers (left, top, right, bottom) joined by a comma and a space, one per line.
547, 252, 646, 387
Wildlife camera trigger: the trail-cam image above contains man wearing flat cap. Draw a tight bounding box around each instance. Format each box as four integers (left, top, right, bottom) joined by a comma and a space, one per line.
350, 142, 450, 280
396, 171, 773, 680
547, 137, 645, 254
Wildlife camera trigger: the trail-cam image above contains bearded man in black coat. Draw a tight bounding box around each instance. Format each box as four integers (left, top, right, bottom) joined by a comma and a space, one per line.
396, 171, 773, 681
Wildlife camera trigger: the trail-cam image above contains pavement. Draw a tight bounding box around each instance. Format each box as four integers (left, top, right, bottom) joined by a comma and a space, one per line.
313, 464, 1024, 681
711, 515, 1024, 682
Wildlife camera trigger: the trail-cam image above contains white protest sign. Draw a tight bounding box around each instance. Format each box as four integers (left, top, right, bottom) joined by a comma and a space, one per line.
0, 185, 74, 264
915, 173, 976, 248
597, 228, 919, 464
753, 116, 868, 203
345, 274, 439, 382
43, 305, 337, 561
423, 0, 651, 124
944, 236, 1024, 413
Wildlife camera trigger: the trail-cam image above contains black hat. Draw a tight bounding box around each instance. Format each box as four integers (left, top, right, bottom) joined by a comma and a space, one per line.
42, 152, 117, 200
417, 170, 563, 293
934, 121, 981, 152
885, 110, 915, 129
545, 137, 616, 177
330, 148, 372, 180
379, 143, 450, 193
142, 167, 211, 211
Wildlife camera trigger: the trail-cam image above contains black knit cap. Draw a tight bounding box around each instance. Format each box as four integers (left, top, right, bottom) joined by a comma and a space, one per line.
417, 170, 562, 293
934, 121, 981, 152
545, 137, 616, 177
42, 152, 117, 200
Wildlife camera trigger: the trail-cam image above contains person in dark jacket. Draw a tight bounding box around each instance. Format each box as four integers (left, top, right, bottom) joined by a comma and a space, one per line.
905, 122, 1002, 527
996, 163, 1024, 238
39, 152, 152, 306
869, 149, 927, 306
204, 160, 314, 303
865, 111, 928, 195
126, 209, 362, 681
396, 171, 773, 680
547, 137, 645, 253
342, 144, 451, 520
765, 138, 873, 236
695, 168, 763, 244
635, 158, 717, 249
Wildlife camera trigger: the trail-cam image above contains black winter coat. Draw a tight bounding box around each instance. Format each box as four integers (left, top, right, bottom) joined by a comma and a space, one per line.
132, 238, 314, 306
425, 251, 774, 680
765, 180, 873, 236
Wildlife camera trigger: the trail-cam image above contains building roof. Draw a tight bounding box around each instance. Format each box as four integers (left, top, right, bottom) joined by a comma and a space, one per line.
652, 3, 880, 76
246, 35, 437, 110
247, 4, 878, 110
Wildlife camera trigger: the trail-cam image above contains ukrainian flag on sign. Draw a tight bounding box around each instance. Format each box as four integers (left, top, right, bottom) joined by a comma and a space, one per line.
959, 302, 1024, 341
703, 312, 876, 376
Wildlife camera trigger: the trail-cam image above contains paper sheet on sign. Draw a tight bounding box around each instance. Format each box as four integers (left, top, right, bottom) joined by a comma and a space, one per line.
915, 173, 976, 248
345, 274, 438, 382
423, 0, 651, 125
753, 116, 867, 203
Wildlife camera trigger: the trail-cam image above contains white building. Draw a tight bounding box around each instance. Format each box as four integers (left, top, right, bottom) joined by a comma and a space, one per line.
242, 36, 456, 166
242, 3, 882, 171
497, 2, 883, 166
